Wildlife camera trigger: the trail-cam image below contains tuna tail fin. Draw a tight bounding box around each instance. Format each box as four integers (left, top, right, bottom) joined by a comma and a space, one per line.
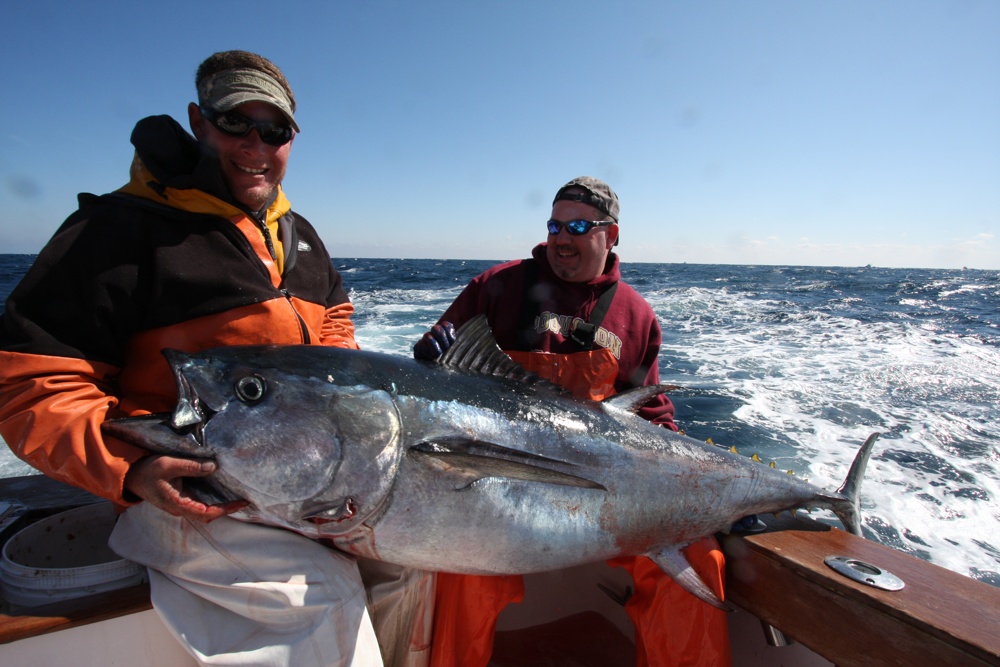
648, 547, 733, 611
830, 432, 880, 536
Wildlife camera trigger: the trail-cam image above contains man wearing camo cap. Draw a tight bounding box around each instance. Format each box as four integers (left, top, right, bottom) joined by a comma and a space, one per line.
0, 50, 393, 666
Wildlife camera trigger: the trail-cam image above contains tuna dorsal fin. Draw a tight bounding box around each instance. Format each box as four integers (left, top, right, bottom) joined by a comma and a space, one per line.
438, 315, 562, 391
602, 384, 682, 414
648, 546, 732, 611
410, 439, 606, 491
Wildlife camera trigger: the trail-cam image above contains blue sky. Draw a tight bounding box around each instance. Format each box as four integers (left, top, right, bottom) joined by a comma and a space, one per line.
1, 1, 997, 269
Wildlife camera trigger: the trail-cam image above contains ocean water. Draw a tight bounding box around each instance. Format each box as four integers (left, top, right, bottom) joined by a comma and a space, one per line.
2, 254, 998, 587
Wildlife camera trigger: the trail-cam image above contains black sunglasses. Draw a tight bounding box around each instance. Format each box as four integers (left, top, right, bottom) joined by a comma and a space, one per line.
201, 107, 295, 146
546, 219, 616, 236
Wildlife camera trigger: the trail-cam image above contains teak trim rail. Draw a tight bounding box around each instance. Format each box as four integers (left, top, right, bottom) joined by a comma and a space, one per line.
719, 514, 1000, 667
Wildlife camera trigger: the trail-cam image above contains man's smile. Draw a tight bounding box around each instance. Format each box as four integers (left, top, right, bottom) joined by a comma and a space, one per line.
235, 163, 267, 175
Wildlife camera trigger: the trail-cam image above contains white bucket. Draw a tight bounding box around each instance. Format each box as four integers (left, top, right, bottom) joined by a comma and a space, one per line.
0, 501, 147, 610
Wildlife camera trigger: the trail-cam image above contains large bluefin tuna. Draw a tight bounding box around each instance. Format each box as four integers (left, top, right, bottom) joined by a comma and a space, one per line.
104, 315, 878, 608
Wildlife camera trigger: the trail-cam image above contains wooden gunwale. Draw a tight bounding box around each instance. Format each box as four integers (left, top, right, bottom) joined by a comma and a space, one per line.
719, 514, 1000, 667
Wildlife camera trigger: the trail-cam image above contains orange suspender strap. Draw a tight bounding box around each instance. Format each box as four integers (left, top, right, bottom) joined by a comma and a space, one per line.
506, 348, 618, 401
609, 538, 731, 667
428, 573, 524, 667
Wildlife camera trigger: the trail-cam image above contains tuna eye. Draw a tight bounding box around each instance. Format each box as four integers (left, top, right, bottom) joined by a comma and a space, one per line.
235, 375, 267, 403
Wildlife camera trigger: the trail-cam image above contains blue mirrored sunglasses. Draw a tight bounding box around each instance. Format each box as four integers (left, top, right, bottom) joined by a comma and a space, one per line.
546, 219, 615, 236
201, 107, 295, 146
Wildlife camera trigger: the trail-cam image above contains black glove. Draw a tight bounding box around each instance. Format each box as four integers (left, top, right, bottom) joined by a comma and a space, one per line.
413, 322, 456, 360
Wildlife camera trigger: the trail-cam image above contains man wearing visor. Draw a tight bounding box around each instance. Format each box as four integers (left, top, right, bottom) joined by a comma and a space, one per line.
413, 177, 731, 667
0, 51, 386, 666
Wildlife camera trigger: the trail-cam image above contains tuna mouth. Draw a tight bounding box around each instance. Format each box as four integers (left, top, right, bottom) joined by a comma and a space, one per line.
165, 361, 215, 447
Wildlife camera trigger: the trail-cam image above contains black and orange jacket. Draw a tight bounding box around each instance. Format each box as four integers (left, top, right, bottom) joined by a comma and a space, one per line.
0, 115, 357, 505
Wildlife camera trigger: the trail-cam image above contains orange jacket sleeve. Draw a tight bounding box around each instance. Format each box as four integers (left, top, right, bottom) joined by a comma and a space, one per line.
321, 301, 360, 349
0, 350, 147, 505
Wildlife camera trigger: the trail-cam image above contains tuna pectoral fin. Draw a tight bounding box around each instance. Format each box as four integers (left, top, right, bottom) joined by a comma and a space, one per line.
602, 384, 681, 414
410, 440, 606, 491
648, 547, 732, 612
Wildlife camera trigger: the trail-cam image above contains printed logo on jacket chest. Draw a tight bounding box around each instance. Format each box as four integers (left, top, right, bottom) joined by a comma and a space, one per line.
534, 311, 622, 359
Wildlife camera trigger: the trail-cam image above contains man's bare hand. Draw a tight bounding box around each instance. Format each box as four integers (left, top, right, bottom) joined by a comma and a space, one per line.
124, 454, 248, 522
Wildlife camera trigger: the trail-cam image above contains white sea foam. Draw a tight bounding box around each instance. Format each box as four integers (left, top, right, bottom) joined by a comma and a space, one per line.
0, 434, 34, 479
646, 285, 1000, 584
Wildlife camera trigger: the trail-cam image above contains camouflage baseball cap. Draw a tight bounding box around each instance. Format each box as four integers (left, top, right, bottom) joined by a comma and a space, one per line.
552, 176, 619, 222
198, 68, 299, 132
